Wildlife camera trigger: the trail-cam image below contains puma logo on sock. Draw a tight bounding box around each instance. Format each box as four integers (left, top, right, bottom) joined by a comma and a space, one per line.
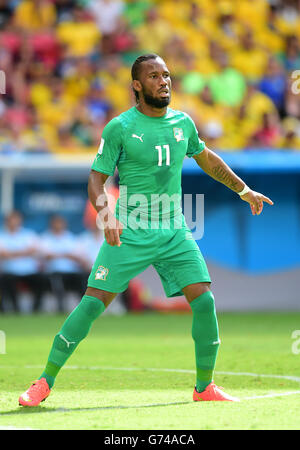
59, 334, 76, 348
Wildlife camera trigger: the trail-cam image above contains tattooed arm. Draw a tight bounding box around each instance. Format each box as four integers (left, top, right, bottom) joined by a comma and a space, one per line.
193, 147, 245, 192
193, 147, 274, 215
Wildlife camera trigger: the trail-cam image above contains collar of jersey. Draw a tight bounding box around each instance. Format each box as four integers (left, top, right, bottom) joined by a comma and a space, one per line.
133, 106, 170, 120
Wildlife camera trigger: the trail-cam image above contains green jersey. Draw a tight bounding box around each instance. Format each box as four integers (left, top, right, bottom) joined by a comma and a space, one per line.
91, 106, 205, 227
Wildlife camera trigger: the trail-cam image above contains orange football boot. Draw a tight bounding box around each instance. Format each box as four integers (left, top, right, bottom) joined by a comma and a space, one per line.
19, 378, 51, 407
193, 382, 240, 402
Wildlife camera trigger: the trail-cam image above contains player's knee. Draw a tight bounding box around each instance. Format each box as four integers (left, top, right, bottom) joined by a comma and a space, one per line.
85, 287, 116, 308
183, 282, 211, 304
190, 290, 216, 314
80, 296, 104, 320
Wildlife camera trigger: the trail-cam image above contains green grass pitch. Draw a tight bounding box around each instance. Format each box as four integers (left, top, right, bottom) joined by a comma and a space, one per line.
0, 311, 300, 430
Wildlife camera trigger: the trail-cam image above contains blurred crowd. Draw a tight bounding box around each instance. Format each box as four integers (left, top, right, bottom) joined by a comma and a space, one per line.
0, 207, 152, 314
0, 210, 106, 312
0, 170, 152, 315
1, 0, 300, 154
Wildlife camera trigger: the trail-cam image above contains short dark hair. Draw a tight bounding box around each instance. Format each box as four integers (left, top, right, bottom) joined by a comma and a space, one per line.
131, 53, 160, 102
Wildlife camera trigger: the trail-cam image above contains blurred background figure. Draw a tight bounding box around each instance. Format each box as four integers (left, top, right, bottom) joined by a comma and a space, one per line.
0, 211, 43, 313
248, 111, 282, 148
87, 0, 124, 37
41, 215, 87, 312
257, 57, 287, 117
75, 221, 104, 272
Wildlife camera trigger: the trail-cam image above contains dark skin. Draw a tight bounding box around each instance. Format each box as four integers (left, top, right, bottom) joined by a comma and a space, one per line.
85, 57, 274, 307
86, 170, 121, 307
132, 56, 171, 117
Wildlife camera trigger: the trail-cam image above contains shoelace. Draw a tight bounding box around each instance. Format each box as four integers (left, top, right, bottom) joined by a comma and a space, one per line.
211, 383, 224, 392
28, 380, 48, 396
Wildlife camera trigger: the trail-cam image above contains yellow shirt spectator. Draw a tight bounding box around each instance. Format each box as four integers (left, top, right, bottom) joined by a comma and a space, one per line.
235, 0, 268, 29
230, 47, 268, 82
274, 12, 300, 38
230, 32, 268, 82
36, 95, 74, 129
134, 10, 173, 55
30, 83, 52, 108
57, 20, 101, 57
101, 80, 131, 114
243, 87, 277, 125
156, 0, 190, 28
14, 0, 56, 30
63, 76, 91, 104
98, 65, 131, 113
226, 86, 278, 148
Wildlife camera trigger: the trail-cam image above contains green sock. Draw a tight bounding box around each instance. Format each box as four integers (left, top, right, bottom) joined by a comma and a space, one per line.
39, 295, 105, 388
190, 291, 220, 393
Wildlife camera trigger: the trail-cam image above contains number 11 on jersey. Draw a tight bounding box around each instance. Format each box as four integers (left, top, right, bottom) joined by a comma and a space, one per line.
155, 144, 170, 166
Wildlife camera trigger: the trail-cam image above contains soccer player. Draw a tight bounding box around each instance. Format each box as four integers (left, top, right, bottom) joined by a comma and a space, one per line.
19, 54, 273, 406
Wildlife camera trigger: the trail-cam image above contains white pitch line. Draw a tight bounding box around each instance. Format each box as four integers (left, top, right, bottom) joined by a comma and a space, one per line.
2, 364, 300, 383
1, 365, 300, 401
244, 391, 300, 400
63, 367, 300, 400
216, 370, 300, 384
17, 365, 300, 384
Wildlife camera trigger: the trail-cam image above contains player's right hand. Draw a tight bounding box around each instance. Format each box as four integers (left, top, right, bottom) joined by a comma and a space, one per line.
103, 213, 123, 247
240, 190, 274, 215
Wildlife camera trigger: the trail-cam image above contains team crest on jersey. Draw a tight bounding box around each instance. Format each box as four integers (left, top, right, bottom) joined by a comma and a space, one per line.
173, 128, 184, 142
95, 265, 109, 281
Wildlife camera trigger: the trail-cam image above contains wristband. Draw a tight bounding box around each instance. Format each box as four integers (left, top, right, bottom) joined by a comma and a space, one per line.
238, 185, 251, 196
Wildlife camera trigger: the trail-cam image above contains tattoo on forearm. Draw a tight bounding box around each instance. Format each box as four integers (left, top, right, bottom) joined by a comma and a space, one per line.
212, 165, 239, 190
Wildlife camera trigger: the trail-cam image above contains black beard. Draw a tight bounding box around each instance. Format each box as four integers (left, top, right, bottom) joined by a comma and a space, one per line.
143, 90, 170, 108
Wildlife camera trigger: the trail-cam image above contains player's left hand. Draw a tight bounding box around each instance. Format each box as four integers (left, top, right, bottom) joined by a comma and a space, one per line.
240, 190, 274, 215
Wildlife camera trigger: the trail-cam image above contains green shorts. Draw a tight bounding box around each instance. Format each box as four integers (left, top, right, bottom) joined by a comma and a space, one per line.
88, 219, 211, 298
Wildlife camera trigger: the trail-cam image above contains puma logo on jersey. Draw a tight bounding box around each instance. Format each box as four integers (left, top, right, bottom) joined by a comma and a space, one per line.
132, 133, 144, 142
59, 334, 76, 348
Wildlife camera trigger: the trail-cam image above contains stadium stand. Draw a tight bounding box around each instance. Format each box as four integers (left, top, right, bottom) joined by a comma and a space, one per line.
0, 0, 300, 155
